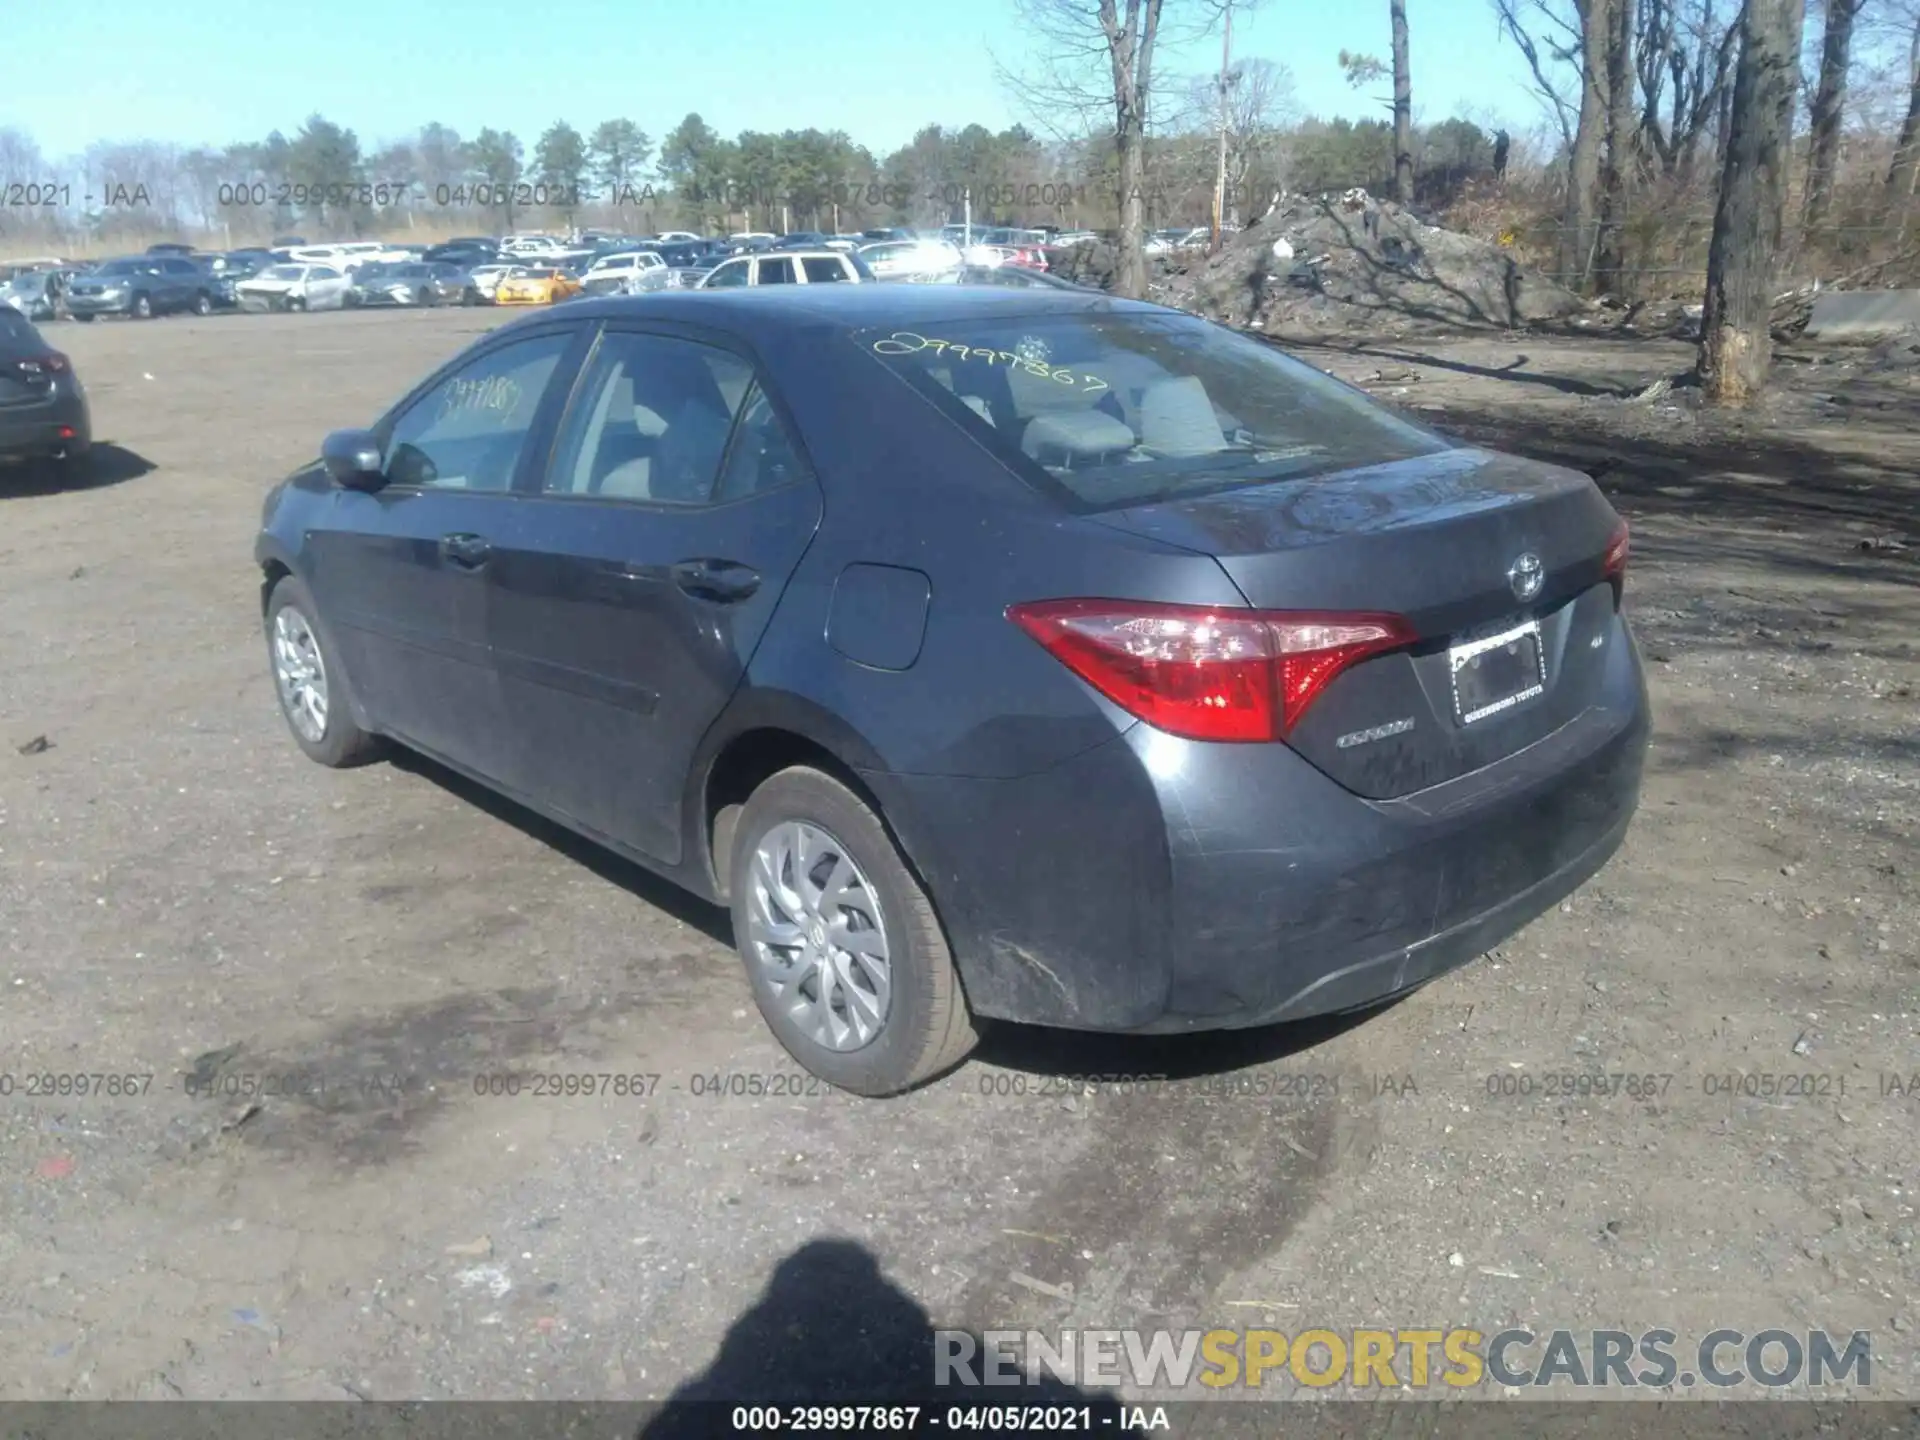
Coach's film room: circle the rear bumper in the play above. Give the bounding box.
[878,616,1649,1033]
[0,393,91,459]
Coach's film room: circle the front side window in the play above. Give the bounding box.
[704,260,749,289]
[802,256,849,283]
[543,331,753,505]
[857,313,1448,513]
[382,332,572,492]
[756,257,796,285]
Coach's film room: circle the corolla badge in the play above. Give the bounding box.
[1507,552,1544,602]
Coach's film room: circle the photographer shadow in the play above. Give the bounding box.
[640,1238,1142,1438]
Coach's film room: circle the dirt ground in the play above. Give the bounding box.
[0,307,1915,1409]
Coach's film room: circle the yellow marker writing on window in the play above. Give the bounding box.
[871,332,1108,393]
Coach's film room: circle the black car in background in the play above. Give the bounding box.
[424,241,499,268]
[254,285,1647,1097]
[67,256,216,320]
[0,307,91,482]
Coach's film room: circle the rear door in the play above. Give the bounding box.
[300,325,587,779]
[483,322,823,862]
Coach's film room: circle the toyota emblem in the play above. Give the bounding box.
[1508,552,1544,602]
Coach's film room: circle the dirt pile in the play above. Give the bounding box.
[1055,192,1589,334]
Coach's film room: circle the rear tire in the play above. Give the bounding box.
[264,574,383,768]
[74,313,94,323]
[728,767,978,1096]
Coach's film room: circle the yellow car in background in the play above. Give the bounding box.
[493,267,582,306]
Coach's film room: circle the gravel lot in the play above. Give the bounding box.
[1,307,1914,1408]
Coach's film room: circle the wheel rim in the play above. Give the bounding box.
[271,606,329,743]
[746,821,893,1052]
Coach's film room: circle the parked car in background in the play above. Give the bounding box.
[462,263,520,304]
[698,250,871,288]
[729,232,777,245]
[189,256,243,310]
[770,232,830,251]
[67,256,216,320]
[0,307,90,483]
[144,242,197,257]
[654,230,702,244]
[857,239,963,281]
[493,267,583,306]
[860,227,917,243]
[235,263,351,312]
[424,240,500,268]
[0,271,61,321]
[580,252,669,297]
[347,261,470,307]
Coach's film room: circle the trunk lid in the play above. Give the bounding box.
[1089,447,1625,799]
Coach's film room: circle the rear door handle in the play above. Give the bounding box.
[439,532,492,570]
[671,558,761,603]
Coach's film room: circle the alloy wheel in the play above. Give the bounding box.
[271,607,329,743]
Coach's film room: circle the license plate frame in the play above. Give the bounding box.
[1449,619,1547,725]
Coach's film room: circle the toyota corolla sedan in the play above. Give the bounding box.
[254,286,1648,1096]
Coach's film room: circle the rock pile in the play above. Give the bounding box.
[1052,191,1589,334]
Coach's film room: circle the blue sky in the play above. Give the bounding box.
[7,0,1544,161]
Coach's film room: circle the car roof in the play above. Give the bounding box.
[499,282,1153,340]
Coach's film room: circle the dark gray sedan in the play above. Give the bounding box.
[0,308,90,481]
[346,261,470,307]
[253,286,1648,1096]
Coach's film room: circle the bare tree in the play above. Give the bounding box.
[1002,0,1214,296]
[1595,0,1638,291]
[1390,0,1415,201]
[1804,0,1867,230]
[1886,6,1920,223]
[1698,0,1807,403]
[1561,0,1614,285]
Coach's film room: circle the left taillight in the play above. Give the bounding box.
[1602,518,1629,600]
[1007,598,1418,743]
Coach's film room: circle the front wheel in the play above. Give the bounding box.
[287,295,307,312]
[192,291,212,316]
[728,767,978,1096]
[264,575,383,768]
[131,294,153,319]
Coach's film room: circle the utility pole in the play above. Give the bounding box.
[1211,0,1233,254]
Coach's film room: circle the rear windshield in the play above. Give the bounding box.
[857,312,1448,512]
[0,309,41,345]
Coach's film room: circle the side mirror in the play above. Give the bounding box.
[321,428,386,490]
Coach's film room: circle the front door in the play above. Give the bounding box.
[302,327,582,779]
[484,324,823,861]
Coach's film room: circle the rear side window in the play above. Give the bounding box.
[757,257,795,285]
[856,313,1448,513]
[543,331,754,505]
[802,256,849,283]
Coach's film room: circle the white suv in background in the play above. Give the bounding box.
[697,250,868,288]
[580,251,669,296]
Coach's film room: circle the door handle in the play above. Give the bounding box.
[671,558,761,603]
[439,532,492,570]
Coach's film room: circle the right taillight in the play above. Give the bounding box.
[1007,598,1417,743]
[1602,519,1630,602]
